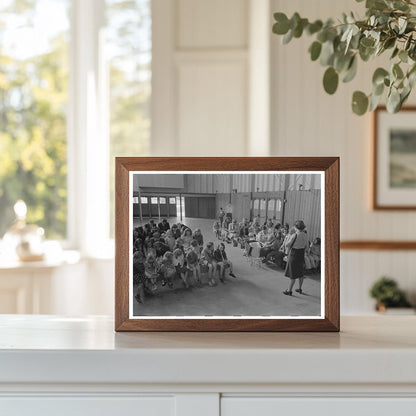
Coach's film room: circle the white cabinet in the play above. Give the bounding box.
[1,316,416,416]
[222,398,416,416]
[1,397,175,416]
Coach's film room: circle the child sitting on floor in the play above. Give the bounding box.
[173,248,188,288]
[186,240,201,286]
[201,242,218,287]
[144,253,159,293]
[133,251,146,303]
[160,251,176,289]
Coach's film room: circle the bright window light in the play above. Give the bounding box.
[106,0,152,238]
[0,0,70,239]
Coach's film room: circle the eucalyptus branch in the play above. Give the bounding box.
[272,0,416,115]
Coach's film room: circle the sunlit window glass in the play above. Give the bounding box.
[0,0,70,238]
[106,0,151,237]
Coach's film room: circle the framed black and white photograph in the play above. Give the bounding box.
[115,157,339,332]
[373,106,416,210]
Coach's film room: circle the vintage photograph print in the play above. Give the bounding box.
[374,107,416,209]
[115,158,339,331]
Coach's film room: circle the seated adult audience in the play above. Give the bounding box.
[214,242,237,282]
[257,225,269,244]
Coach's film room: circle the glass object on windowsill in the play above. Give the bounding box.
[3,200,45,262]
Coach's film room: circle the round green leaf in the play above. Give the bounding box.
[320,41,335,66]
[307,20,323,35]
[372,68,389,86]
[273,13,290,35]
[391,47,399,59]
[334,52,352,73]
[342,56,357,83]
[384,37,396,50]
[373,82,385,96]
[359,44,375,62]
[387,88,401,113]
[369,92,383,112]
[282,29,293,45]
[323,67,339,95]
[352,91,369,115]
[309,41,322,61]
[393,63,404,79]
[399,50,408,63]
[360,37,375,48]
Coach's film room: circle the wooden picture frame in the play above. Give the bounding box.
[115,157,339,332]
[373,106,416,210]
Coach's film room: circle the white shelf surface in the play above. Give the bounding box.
[0,315,415,388]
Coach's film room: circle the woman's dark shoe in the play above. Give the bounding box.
[229,272,237,278]
[283,290,292,296]
[295,288,303,294]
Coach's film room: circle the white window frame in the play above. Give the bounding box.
[68,0,110,257]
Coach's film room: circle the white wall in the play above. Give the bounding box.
[271,0,416,313]
[152,0,250,156]
[48,0,415,317]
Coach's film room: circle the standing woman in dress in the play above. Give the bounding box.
[283,220,309,296]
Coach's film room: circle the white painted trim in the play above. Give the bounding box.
[70,0,109,256]
[151,0,177,156]
[248,0,271,156]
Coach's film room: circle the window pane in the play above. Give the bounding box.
[169,197,176,204]
[106,0,152,237]
[140,196,148,204]
[132,196,138,203]
[0,0,70,239]
[151,197,157,204]
[159,197,166,204]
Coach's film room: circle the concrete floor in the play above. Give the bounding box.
[132,217,321,317]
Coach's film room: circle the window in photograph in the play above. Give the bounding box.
[267,199,275,219]
[259,198,266,221]
[169,197,176,204]
[276,198,282,211]
[159,197,166,204]
[106,0,151,237]
[150,197,158,204]
[140,196,148,204]
[0,0,70,239]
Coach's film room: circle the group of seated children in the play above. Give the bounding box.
[213,216,321,272]
[132,219,237,304]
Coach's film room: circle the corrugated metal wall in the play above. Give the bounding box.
[184,173,321,193]
[284,190,321,241]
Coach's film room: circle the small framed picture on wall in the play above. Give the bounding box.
[373,106,416,209]
[115,157,339,332]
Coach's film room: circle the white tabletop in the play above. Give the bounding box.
[0,315,415,387]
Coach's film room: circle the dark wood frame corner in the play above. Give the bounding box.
[115,157,340,332]
[373,105,416,211]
